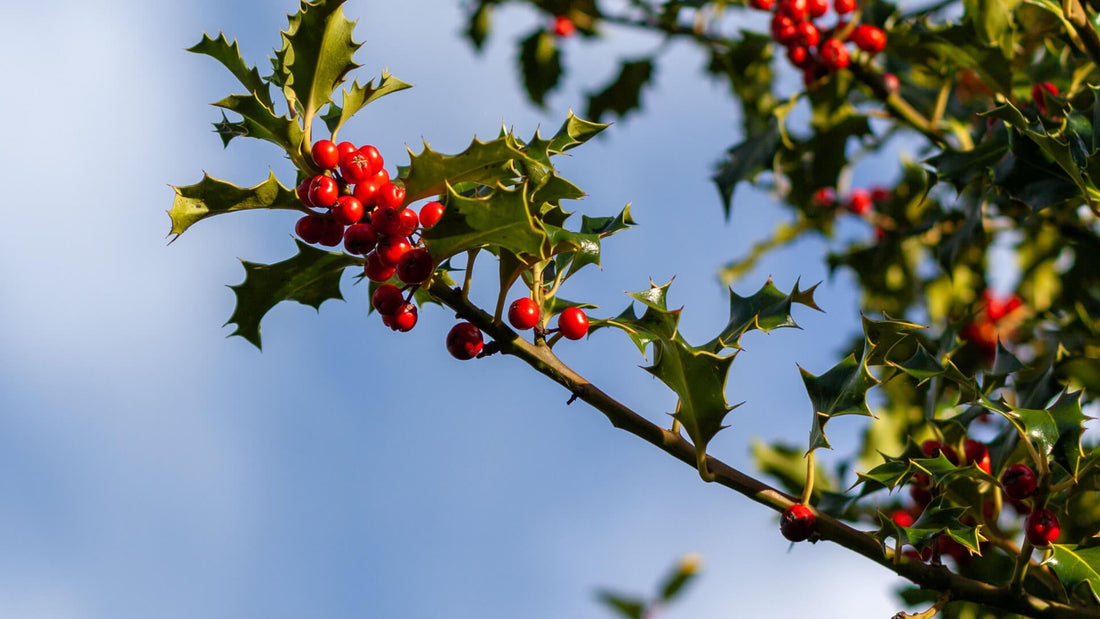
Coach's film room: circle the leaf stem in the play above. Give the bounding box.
[801,450,815,505]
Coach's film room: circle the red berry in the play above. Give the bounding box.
[787,45,813,69]
[295,215,324,244]
[818,38,850,71]
[883,73,900,93]
[343,222,378,255]
[780,504,816,542]
[553,15,576,37]
[358,145,384,175]
[419,201,445,229]
[891,509,914,528]
[388,302,418,332]
[375,236,412,267]
[364,251,396,282]
[847,188,873,214]
[778,0,809,20]
[311,139,340,170]
[1025,509,1060,547]
[508,297,541,330]
[869,185,892,203]
[339,151,374,184]
[397,208,420,236]
[795,21,820,47]
[963,439,992,474]
[297,178,316,208]
[985,290,1023,321]
[851,24,886,54]
[376,182,407,210]
[317,218,345,247]
[396,247,434,285]
[446,322,484,360]
[808,0,829,16]
[353,179,381,208]
[558,307,589,340]
[834,0,856,13]
[332,195,364,226]
[1031,82,1058,115]
[308,175,339,208]
[371,207,404,237]
[1001,464,1037,500]
[372,284,404,315]
[750,0,775,9]
[336,141,357,160]
[371,168,391,187]
[771,14,799,46]
[921,440,959,464]
[812,187,836,208]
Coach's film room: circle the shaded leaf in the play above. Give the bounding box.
[585,58,654,122]
[403,134,543,203]
[657,554,702,602]
[712,121,781,218]
[803,354,879,451]
[421,184,548,262]
[518,28,562,107]
[595,592,645,619]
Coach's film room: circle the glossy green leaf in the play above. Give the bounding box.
[187,32,271,106]
[421,184,548,262]
[213,93,305,158]
[803,354,879,452]
[275,0,362,122]
[321,71,413,137]
[904,498,984,554]
[706,278,820,350]
[1047,541,1100,604]
[403,134,543,203]
[547,111,609,154]
[168,172,300,239]
[226,240,359,349]
[863,316,927,366]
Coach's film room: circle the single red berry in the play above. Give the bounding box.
[883,73,900,93]
[847,188,873,214]
[920,440,959,464]
[371,168,391,187]
[339,151,374,184]
[376,182,407,210]
[818,38,850,71]
[808,0,829,16]
[419,201,445,229]
[372,284,404,315]
[553,15,576,37]
[891,509,915,528]
[397,208,420,236]
[869,185,892,203]
[963,439,992,474]
[375,236,412,267]
[332,195,364,226]
[985,290,1023,321]
[812,187,836,208]
[508,297,541,330]
[388,302,418,332]
[1031,82,1058,115]
[295,215,324,244]
[834,0,856,13]
[558,307,589,340]
[780,504,816,542]
[851,24,886,54]
[787,45,813,69]
[297,178,316,208]
[371,207,404,237]
[778,0,809,20]
[358,145,384,176]
[308,174,339,208]
[343,222,378,255]
[795,21,820,47]
[311,139,340,170]
[396,247,434,285]
[750,0,775,9]
[1001,464,1037,500]
[1025,509,1060,547]
[446,322,484,360]
[336,141,357,161]
[364,251,396,282]
[318,220,345,248]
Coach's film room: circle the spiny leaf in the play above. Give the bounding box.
[902,498,984,554]
[712,121,781,218]
[403,134,543,203]
[1049,390,1089,478]
[226,239,359,349]
[580,204,636,237]
[518,28,562,107]
[421,183,548,262]
[213,93,305,160]
[544,224,601,276]
[547,111,609,153]
[803,354,878,452]
[168,172,300,239]
[276,0,362,122]
[863,315,927,366]
[707,278,820,351]
[321,71,413,137]
[585,58,654,122]
[188,32,272,107]
[1047,541,1100,604]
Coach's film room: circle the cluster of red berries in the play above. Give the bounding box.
[812,185,890,215]
[960,289,1024,359]
[293,139,447,333]
[1000,463,1060,547]
[750,0,887,83]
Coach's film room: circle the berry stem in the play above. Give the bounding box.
[800,450,816,505]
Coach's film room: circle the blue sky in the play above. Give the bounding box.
[0,0,915,617]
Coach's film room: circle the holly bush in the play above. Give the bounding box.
[172,0,1100,616]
